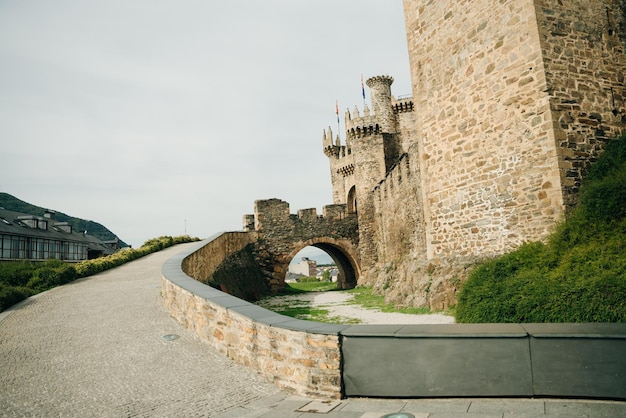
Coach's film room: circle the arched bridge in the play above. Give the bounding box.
[181,199,360,300]
[244,199,360,292]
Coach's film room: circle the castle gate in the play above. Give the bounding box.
[243,199,360,291]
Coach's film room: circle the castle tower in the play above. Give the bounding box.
[322,126,352,205]
[324,75,412,272]
[366,75,396,134]
[403,0,626,260]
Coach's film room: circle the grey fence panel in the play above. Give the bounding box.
[342,324,533,397]
[524,323,626,400]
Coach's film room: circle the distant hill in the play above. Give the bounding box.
[0,193,128,247]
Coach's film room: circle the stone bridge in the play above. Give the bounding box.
[182,199,360,300]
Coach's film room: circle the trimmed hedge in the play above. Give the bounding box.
[456,136,626,323]
[0,235,199,312]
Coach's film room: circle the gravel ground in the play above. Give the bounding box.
[256,290,455,325]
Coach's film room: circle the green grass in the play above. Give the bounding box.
[255,291,361,324]
[456,136,626,323]
[257,281,355,323]
[257,283,441,324]
[270,305,331,322]
[347,286,432,315]
[266,305,360,324]
[285,281,338,293]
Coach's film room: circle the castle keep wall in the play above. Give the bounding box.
[402,0,625,262]
[355,0,624,309]
[404,0,564,260]
[536,0,626,207]
[372,145,426,263]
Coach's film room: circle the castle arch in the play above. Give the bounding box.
[347,186,357,214]
[283,238,359,290]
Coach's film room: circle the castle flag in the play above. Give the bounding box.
[361,74,366,100]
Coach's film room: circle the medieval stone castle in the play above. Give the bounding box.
[241,0,626,309]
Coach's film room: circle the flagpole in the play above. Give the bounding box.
[336,99,340,141]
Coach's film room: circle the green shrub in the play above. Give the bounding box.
[74,235,199,279]
[0,283,34,312]
[298,276,320,283]
[579,162,626,223]
[456,136,626,323]
[0,235,200,312]
[0,261,37,287]
[26,260,77,292]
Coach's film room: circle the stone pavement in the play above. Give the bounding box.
[1,243,625,417]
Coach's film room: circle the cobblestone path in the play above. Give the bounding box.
[0,244,280,417]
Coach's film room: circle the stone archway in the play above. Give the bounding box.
[282,238,360,290]
[245,199,360,294]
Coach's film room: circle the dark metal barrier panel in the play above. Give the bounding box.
[342,324,533,398]
[341,323,626,399]
[524,323,626,400]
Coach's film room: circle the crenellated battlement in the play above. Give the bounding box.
[323,124,355,183]
[345,105,382,141]
[345,96,414,130]
[344,78,413,142]
[242,198,356,233]
[324,74,414,224]
[373,152,412,202]
[345,104,377,133]
[322,126,351,159]
[393,97,414,114]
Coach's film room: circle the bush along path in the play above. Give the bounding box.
[0,235,199,312]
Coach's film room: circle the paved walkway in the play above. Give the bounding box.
[1,243,625,417]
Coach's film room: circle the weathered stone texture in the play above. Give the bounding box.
[162,278,342,398]
[535,0,626,207]
[182,231,257,281]
[246,199,360,289]
[330,0,625,308]
[405,0,566,261]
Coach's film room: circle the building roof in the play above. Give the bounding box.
[0,207,116,255]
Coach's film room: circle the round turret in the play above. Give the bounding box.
[366,75,396,133]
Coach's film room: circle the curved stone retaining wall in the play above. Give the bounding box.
[162,237,346,399]
[162,237,626,400]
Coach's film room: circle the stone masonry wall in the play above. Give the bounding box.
[394,97,418,153]
[366,0,626,309]
[162,278,342,399]
[323,127,354,206]
[350,132,387,272]
[363,143,479,310]
[372,146,426,263]
[536,0,626,208]
[404,0,566,260]
[247,199,360,289]
[181,231,257,282]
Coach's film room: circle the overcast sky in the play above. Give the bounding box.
[0,0,412,249]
